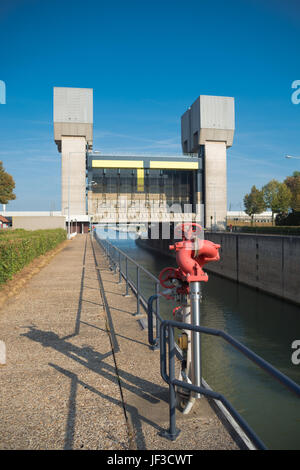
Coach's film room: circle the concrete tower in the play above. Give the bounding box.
[53,87,93,218]
[181,95,235,230]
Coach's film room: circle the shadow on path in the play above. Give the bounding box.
[21,326,168,450]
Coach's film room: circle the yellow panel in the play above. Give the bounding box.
[149,161,199,170]
[92,160,144,169]
[137,168,144,192]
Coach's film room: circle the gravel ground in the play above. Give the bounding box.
[0,235,129,450]
[0,234,240,450]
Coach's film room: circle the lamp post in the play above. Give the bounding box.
[208,183,216,231]
[66,152,80,239]
[86,180,97,220]
[66,150,88,239]
[68,154,70,239]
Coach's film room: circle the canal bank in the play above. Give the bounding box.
[137,226,300,306]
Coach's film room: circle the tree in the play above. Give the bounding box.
[0,161,16,204]
[284,172,300,212]
[243,185,266,225]
[262,179,292,224]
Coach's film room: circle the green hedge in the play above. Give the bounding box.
[236,226,300,236]
[0,229,67,284]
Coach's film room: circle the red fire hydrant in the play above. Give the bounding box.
[158,222,221,409]
[159,223,220,293]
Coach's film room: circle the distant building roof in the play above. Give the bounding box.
[227,211,274,218]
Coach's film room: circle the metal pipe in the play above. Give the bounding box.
[180,371,195,415]
[190,281,201,398]
[67,153,70,240]
[113,246,117,274]
[167,324,180,440]
[147,294,159,349]
[155,282,160,346]
[124,257,130,297]
[118,251,122,284]
[179,301,196,414]
[136,266,140,316]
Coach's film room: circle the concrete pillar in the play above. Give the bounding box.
[53,87,93,220]
[204,141,227,230]
[181,95,234,230]
[61,136,87,217]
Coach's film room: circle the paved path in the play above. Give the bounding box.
[0,234,240,450]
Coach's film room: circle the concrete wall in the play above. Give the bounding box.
[61,136,87,217]
[181,95,235,152]
[204,232,300,305]
[139,228,300,305]
[13,216,66,230]
[53,87,93,151]
[180,96,235,230]
[204,141,227,230]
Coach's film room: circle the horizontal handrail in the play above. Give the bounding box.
[94,231,161,319]
[159,318,300,449]
[160,319,300,398]
[147,294,165,349]
[95,232,158,283]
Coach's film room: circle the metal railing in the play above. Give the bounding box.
[94,231,162,343]
[94,231,300,450]
[156,316,300,449]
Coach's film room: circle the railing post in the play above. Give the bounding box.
[108,244,112,270]
[113,246,117,274]
[159,324,180,441]
[135,266,141,316]
[155,282,160,347]
[147,294,160,350]
[124,257,130,297]
[118,251,122,284]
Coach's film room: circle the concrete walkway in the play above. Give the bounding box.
[0,234,240,450]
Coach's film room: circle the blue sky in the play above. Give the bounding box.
[0,0,299,211]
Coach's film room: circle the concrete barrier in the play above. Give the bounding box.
[138,228,300,306]
[203,232,300,305]
[12,216,66,230]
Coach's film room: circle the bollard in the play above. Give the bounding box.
[0,340,6,366]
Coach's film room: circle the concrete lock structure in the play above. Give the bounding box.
[53,88,234,230]
[181,96,235,230]
[53,87,93,234]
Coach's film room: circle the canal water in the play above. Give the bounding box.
[96,228,300,450]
